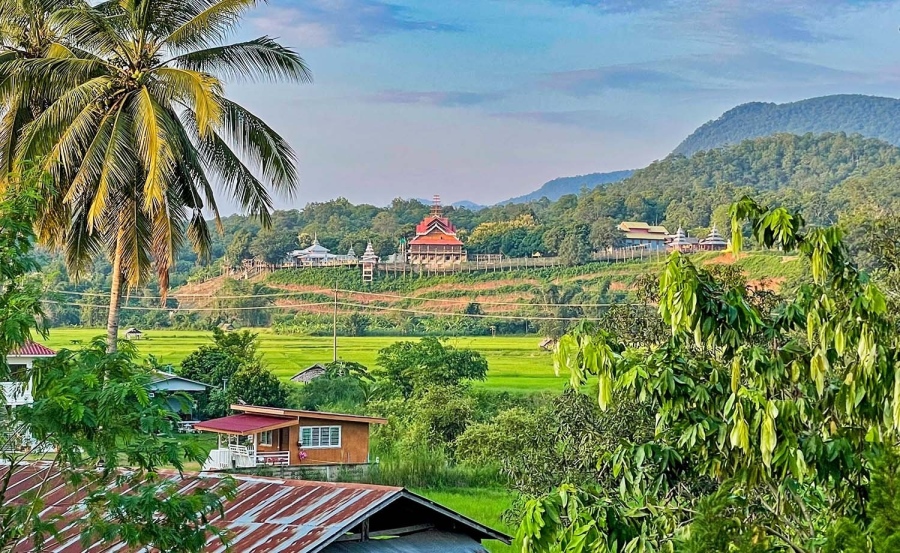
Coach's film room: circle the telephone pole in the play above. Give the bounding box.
[332,280,338,362]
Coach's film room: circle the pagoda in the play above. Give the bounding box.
[666,227,699,252]
[407,195,466,266]
[699,224,728,251]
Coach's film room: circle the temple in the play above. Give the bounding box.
[406,195,467,266]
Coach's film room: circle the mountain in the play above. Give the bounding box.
[413,198,486,210]
[499,170,635,204]
[674,94,900,157]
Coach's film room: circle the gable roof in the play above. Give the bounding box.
[148,371,211,391]
[290,363,328,383]
[8,342,56,358]
[194,413,299,435]
[3,464,510,552]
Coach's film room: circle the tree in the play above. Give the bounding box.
[558,224,592,267]
[519,196,900,551]
[5,0,310,352]
[0,171,233,552]
[249,228,297,264]
[224,229,252,266]
[375,337,488,398]
[229,362,288,408]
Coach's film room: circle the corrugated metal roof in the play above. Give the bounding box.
[2,464,509,552]
[194,414,297,435]
[8,342,56,357]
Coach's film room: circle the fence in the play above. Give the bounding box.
[226,462,374,482]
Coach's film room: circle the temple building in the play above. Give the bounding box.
[699,224,728,251]
[667,227,699,252]
[285,235,357,267]
[407,196,467,266]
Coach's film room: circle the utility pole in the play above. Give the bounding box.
[332,280,338,362]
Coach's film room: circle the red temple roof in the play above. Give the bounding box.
[409,234,464,246]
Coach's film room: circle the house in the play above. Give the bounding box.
[406,196,467,266]
[667,227,699,252]
[699,224,728,251]
[196,405,387,470]
[3,342,56,407]
[4,463,511,552]
[290,363,328,383]
[618,221,670,251]
[124,327,143,340]
[147,371,210,420]
[539,337,557,351]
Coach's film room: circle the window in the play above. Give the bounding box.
[300,426,341,448]
[258,430,273,446]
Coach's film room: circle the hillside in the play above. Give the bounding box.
[674,94,900,157]
[498,170,634,204]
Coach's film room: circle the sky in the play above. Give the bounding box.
[224,0,900,209]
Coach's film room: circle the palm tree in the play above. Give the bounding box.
[0,0,74,179]
[8,0,310,351]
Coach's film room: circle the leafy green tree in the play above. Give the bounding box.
[249,228,297,264]
[224,229,252,266]
[0,172,233,551]
[375,337,488,398]
[228,362,288,408]
[520,196,900,551]
[6,0,309,352]
[558,224,592,267]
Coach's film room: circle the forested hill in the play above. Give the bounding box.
[499,169,634,204]
[579,132,900,232]
[674,95,900,157]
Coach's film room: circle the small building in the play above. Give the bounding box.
[667,227,699,252]
[124,327,143,340]
[147,371,210,420]
[196,405,387,470]
[290,363,328,383]
[218,322,234,332]
[407,196,467,267]
[618,221,670,251]
[4,463,511,552]
[3,342,56,407]
[699,224,728,251]
[539,337,557,351]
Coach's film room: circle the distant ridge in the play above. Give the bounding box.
[498,170,635,205]
[675,94,900,157]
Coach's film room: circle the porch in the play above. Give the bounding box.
[194,412,300,471]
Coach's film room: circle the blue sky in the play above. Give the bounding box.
[226,0,900,208]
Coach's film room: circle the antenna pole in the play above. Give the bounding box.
[332,279,338,362]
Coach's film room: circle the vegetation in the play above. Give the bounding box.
[675,94,900,156]
[517,197,900,551]
[0,170,233,552]
[0,0,309,351]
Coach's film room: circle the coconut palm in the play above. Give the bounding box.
[0,0,74,179]
[9,0,310,350]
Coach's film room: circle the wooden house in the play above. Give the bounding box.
[290,363,328,383]
[196,405,387,470]
[617,221,670,251]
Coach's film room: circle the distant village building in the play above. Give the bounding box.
[667,227,699,252]
[290,364,328,383]
[699,224,728,251]
[124,327,144,340]
[406,196,467,266]
[361,241,379,283]
[285,235,358,267]
[618,222,670,251]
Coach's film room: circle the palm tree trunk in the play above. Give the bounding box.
[106,233,125,353]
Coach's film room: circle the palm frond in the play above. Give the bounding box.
[130,86,179,211]
[165,0,260,52]
[219,96,299,195]
[51,5,129,62]
[169,36,312,84]
[182,107,273,226]
[65,201,105,279]
[6,57,107,100]
[88,102,139,232]
[152,67,223,137]
[114,194,153,289]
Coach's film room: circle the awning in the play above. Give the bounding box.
[194,414,297,435]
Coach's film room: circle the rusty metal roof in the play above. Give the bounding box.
[3,464,509,552]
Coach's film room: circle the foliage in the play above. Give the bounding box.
[674,95,900,156]
[375,337,488,398]
[3,338,236,551]
[521,196,900,551]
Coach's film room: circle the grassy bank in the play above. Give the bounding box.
[38,329,564,393]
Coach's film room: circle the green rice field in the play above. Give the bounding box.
[38,329,566,393]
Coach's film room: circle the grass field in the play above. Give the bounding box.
[414,488,516,552]
[38,329,566,393]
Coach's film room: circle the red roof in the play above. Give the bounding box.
[194,414,296,435]
[409,234,464,246]
[2,463,510,552]
[414,215,457,235]
[9,342,56,357]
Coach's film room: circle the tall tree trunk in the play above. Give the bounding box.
[106,233,125,353]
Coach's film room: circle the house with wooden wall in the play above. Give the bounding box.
[196,405,386,470]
